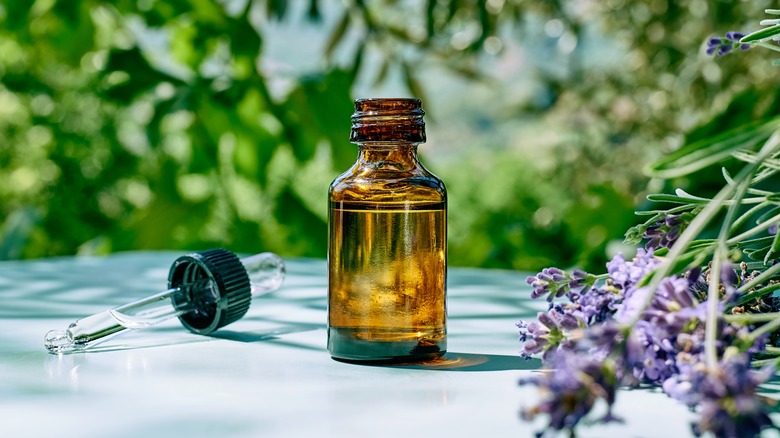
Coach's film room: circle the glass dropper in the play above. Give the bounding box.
[44,249,285,354]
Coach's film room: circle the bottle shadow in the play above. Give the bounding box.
[373,352,541,372]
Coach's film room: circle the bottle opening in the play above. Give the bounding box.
[350,98,426,143]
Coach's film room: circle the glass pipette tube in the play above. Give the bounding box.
[44,251,285,354]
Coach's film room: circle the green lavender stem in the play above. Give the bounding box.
[724,312,780,323]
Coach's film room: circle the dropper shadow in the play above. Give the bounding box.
[371,352,541,372]
[49,335,210,354]
[207,323,323,343]
[46,323,324,355]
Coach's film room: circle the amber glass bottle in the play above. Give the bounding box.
[328,98,447,362]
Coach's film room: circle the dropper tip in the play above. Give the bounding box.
[44,330,74,354]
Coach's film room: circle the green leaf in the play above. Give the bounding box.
[645,193,709,204]
[146,93,184,149]
[230,8,263,62]
[740,24,780,43]
[266,0,288,21]
[140,0,192,26]
[324,11,350,60]
[426,0,436,39]
[736,236,774,248]
[731,150,780,169]
[282,69,354,167]
[0,207,41,260]
[307,0,321,22]
[274,188,327,255]
[401,61,429,109]
[48,1,97,66]
[373,57,391,86]
[5,0,34,32]
[746,246,771,262]
[102,46,184,101]
[646,117,780,179]
[194,85,278,185]
[349,41,365,83]
[763,227,780,263]
[767,193,780,203]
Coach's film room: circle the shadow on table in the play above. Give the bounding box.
[209,323,323,344]
[42,322,325,355]
[378,352,540,372]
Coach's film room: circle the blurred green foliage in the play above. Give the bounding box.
[0,0,776,272]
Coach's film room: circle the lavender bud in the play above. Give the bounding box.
[538,312,558,330]
[559,314,580,330]
[725,31,744,41]
[720,262,738,288]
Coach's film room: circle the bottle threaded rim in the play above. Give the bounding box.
[350,98,426,143]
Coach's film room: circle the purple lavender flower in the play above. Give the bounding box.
[520,252,658,362]
[568,285,622,324]
[626,320,680,382]
[705,32,751,56]
[526,267,571,302]
[568,269,594,294]
[518,250,776,436]
[664,350,776,438]
[618,275,707,381]
[517,307,581,360]
[527,267,599,303]
[644,214,688,250]
[607,249,659,291]
[519,325,624,435]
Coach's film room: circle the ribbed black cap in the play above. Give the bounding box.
[168,248,252,335]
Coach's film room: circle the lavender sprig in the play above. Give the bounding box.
[519,323,624,435]
[519,254,776,436]
[663,349,776,437]
[526,268,599,301]
[705,32,751,56]
[517,12,780,436]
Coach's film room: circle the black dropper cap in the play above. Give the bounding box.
[167,248,252,335]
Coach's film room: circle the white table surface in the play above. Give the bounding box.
[0,251,760,437]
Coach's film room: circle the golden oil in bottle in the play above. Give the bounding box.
[327,98,447,362]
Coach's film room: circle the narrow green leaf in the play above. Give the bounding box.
[645,193,709,204]
[740,24,780,43]
[767,9,780,15]
[735,236,774,248]
[764,228,780,263]
[373,56,390,87]
[721,167,735,185]
[267,0,288,21]
[757,205,780,223]
[401,61,428,110]
[307,0,321,22]
[324,11,350,60]
[349,41,365,83]
[426,0,436,39]
[767,193,780,203]
[647,117,779,179]
[731,150,780,169]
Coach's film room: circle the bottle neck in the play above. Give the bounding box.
[355,142,421,172]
